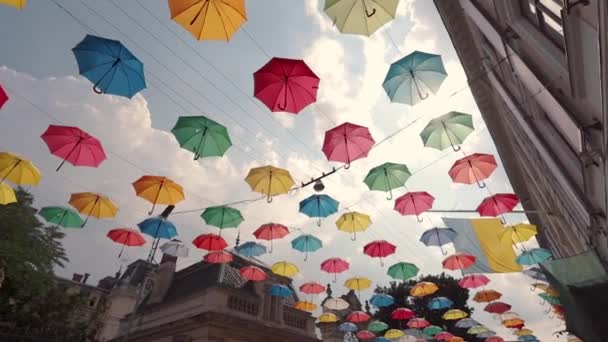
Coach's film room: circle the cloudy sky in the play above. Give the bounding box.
[0,1,564,340]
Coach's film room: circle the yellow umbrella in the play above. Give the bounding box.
[336,211,372,240]
[69,192,118,227]
[410,281,439,297]
[442,309,468,320]
[294,300,317,312]
[318,313,339,323]
[344,277,372,291]
[132,175,185,214]
[0,183,17,205]
[271,261,299,278]
[0,0,27,10]
[514,329,534,336]
[168,0,247,41]
[0,152,41,185]
[245,165,294,202]
[384,329,404,339]
[500,223,537,244]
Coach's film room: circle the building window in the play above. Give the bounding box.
[88,297,97,307]
[520,0,565,49]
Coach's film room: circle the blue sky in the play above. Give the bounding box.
[0,1,564,340]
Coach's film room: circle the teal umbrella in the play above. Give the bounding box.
[387,261,419,281]
[420,112,474,152]
[171,115,232,160]
[299,194,339,226]
[422,325,442,336]
[291,234,323,261]
[201,206,243,234]
[516,248,552,265]
[38,206,84,228]
[367,320,389,333]
[538,292,561,305]
[382,51,447,105]
[363,162,411,200]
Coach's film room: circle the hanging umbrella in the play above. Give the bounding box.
[501,223,538,245]
[271,261,299,278]
[514,329,534,337]
[235,241,267,257]
[370,294,394,307]
[532,283,559,296]
[41,125,107,171]
[567,334,583,342]
[201,206,243,234]
[323,0,400,36]
[321,257,350,282]
[363,240,396,266]
[516,248,552,265]
[0,152,41,185]
[72,34,145,98]
[69,192,118,227]
[435,332,455,341]
[486,337,505,342]
[383,51,447,105]
[502,318,525,329]
[253,223,289,253]
[518,336,538,342]
[347,311,371,323]
[391,307,415,320]
[404,329,430,339]
[294,300,317,312]
[427,297,453,310]
[299,194,339,226]
[407,318,430,329]
[419,111,474,151]
[322,122,375,168]
[419,227,457,255]
[394,191,434,222]
[239,265,266,282]
[473,290,502,303]
[467,325,490,335]
[338,322,358,332]
[336,211,372,241]
[538,293,561,305]
[160,239,189,258]
[387,261,419,281]
[485,302,512,314]
[478,331,497,338]
[171,115,232,160]
[0,84,7,108]
[138,216,178,239]
[300,282,326,295]
[324,297,350,310]
[367,321,389,333]
[132,175,185,215]
[476,193,520,218]
[448,153,497,188]
[0,183,16,205]
[107,228,145,257]
[458,274,490,289]
[38,206,84,228]
[356,330,376,340]
[245,165,294,202]
[345,277,372,298]
[374,337,391,342]
[449,337,465,342]
[168,0,246,41]
[384,329,404,339]
[410,281,439,297]
[500,312,521,321]
[364,162,411,200]
[442,309,468,320]
[0,0,26,9]
[442,253,476,271]
[423,326,443,337]
[523,267,547,281]
[192,233,227,251]
[269,284,293,297]
[203,250,233,264]
[318,313,339,323]
[254,57,320,114]
[454,318,478,328]
[291,234,323,261]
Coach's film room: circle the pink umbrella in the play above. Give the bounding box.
[485,337,504,342]
[240,266,266,282]
[407,317,430,329]
[458,274,490,289]
[0,84,8,110]
[476,193,519,220]
[435,332,454,341]
[204,251,233,264]
[394,191,435,222]
[321,257,350,283]
[41,124,107,171]
[299,282,326,295]
[363,240,396,266]
[322,122,375,168]
[442,253,476,272]
[356,330,375,340]
[253,57,320,114]
[448,153,497,188]
[253,223,289,253]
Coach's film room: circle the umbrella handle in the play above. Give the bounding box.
[452,144,461,152]
[267,196,273,203]
[441,245,448,256]
[93,85,103,94]
[417,215,424,223]
[380,258,384,267]
[194,153,200,161]
[351,234,357,241]
[500,216,506,225]
[386,191,393,201]
[344,162,351,170]
[366,8,376,17]
[317,218,322,227]
[476,179,487,188]
[278,102,287,111]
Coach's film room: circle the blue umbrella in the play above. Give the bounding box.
[382,51,447,106]
[374,338,391,342]
[235,241,267,257]
[419,227,457,255]
[138,217,177,239]
[516,248,552,266]
[72,34,146,98]
[454,318,478,328]
[269,284,293,297]
[291,234,323,261]
[518,336,539,341]
[477,331,496,338]
[370,294,394,308]
[338,322,358,332]
[299,194,339,226]
[427,296,454,310]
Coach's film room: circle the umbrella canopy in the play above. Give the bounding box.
[324,298,350,310]
[356,330,376,340]
[294,301,317,312]
[269,284,293,297]
[442,309,468,320]
[38,206,84,228]
[318,313,339,323]
[514,329,534,337]
[171,115,232,160]
[374,337,390,342]
[107,228,145,247]
[567,334,583,342]
[253,223,289,253]
[467,325,490,335]
[459,274,490,289]
[291,234,323,261]
[538,293,561,305]
[323,0,400,36]
[299,194,339,226]
[394,191,435,222]
[404,329,429,339]
[364,162,411,200]
[192,233,227,251]
[0,84,7,108]
[72,34,145,98]
[485,302,512,314]
[502,318,525,329]
[383,51,447,105]
[69,192,118,227]
[160,240,189,258]
[345,277,372,297]
[245,165,294,202]
[407,318,430,329]
[473,290,502,303]
[347,311,371,323]
[476,193,520,217]
[419,227,457,255]
[523,267,547,281]
[239,265,266,282]
[384,329,404,339]
[370,294,394,307]
[41,125,106,171]
[364,240,396,266]
[203,251,233,264]
[427,297,454,310]
[0,183,16,205]
[501,223,538,245]
[500,312,522,321]
[516,248,552,265]
[322,122,375,167]
[518,336,538,342]
[235,241,267,257]
[336,211,372,240]
[442,253,476,271]
[486,337,504,342]
[271,261,300,278]
[420,111,474,151]
[478,331,497,338]
[138,217,178,239]
[449,337,465,342]
[391,307,415,321]
[0,0,26,9]
[368,321,389,333]
[338,322,358,332]
[410,281,439,297]
[423,326,443,336]
[448,153,497,188]
[0,152,41,185]
[435,332,454,341]
[387,262,419,281]
[321,257,350,282]
[168,0,247,41]
[132,176,185,215]
[201,206,243,231]
[254,57,320,114]
[299,282,326,295]
[454,318,478,328]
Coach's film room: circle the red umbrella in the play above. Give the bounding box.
[299,282,326,294]
[458,274,490,289]
[40,124,107,171]
[106,227,145,257]
[347,311,370,323]
[484,301,512,314]
[253,223,289,253]
[476,193,519,219]
[204,251,233,264]
[485,337,504,342]
[442,253,476,271]
[192,233,228,251]
[321,257,350,282]
[240,266,266,282]
[448,153,497,188]
[356,330,375,340]
[363,240,396,266]
[322,122,375,168]
[0,84,8,110]
[435,332,455,341]
[394,191,435,222]
[253,57,319,114]
[407,317,430,329]
[391,307,415,320]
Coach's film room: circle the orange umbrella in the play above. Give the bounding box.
[69,192,118,227]
[473,289,502,303]
[132,175,185,214]
[448,153,497,188]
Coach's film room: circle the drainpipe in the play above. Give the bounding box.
[597,0,608,267]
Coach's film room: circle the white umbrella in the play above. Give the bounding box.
[160,239,189,258]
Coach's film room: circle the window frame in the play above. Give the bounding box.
[519,0,565,50]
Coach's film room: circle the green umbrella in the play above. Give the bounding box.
[324,0,400,36]
[201,206,244,233]
[387,261,419,281]
[368,320,389,333]
[538,293,561,305]
[38,206,85,228]
[422,325,442,336]
[420,111,474,152]
[363,162,411,200]
[171,115,232,160]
